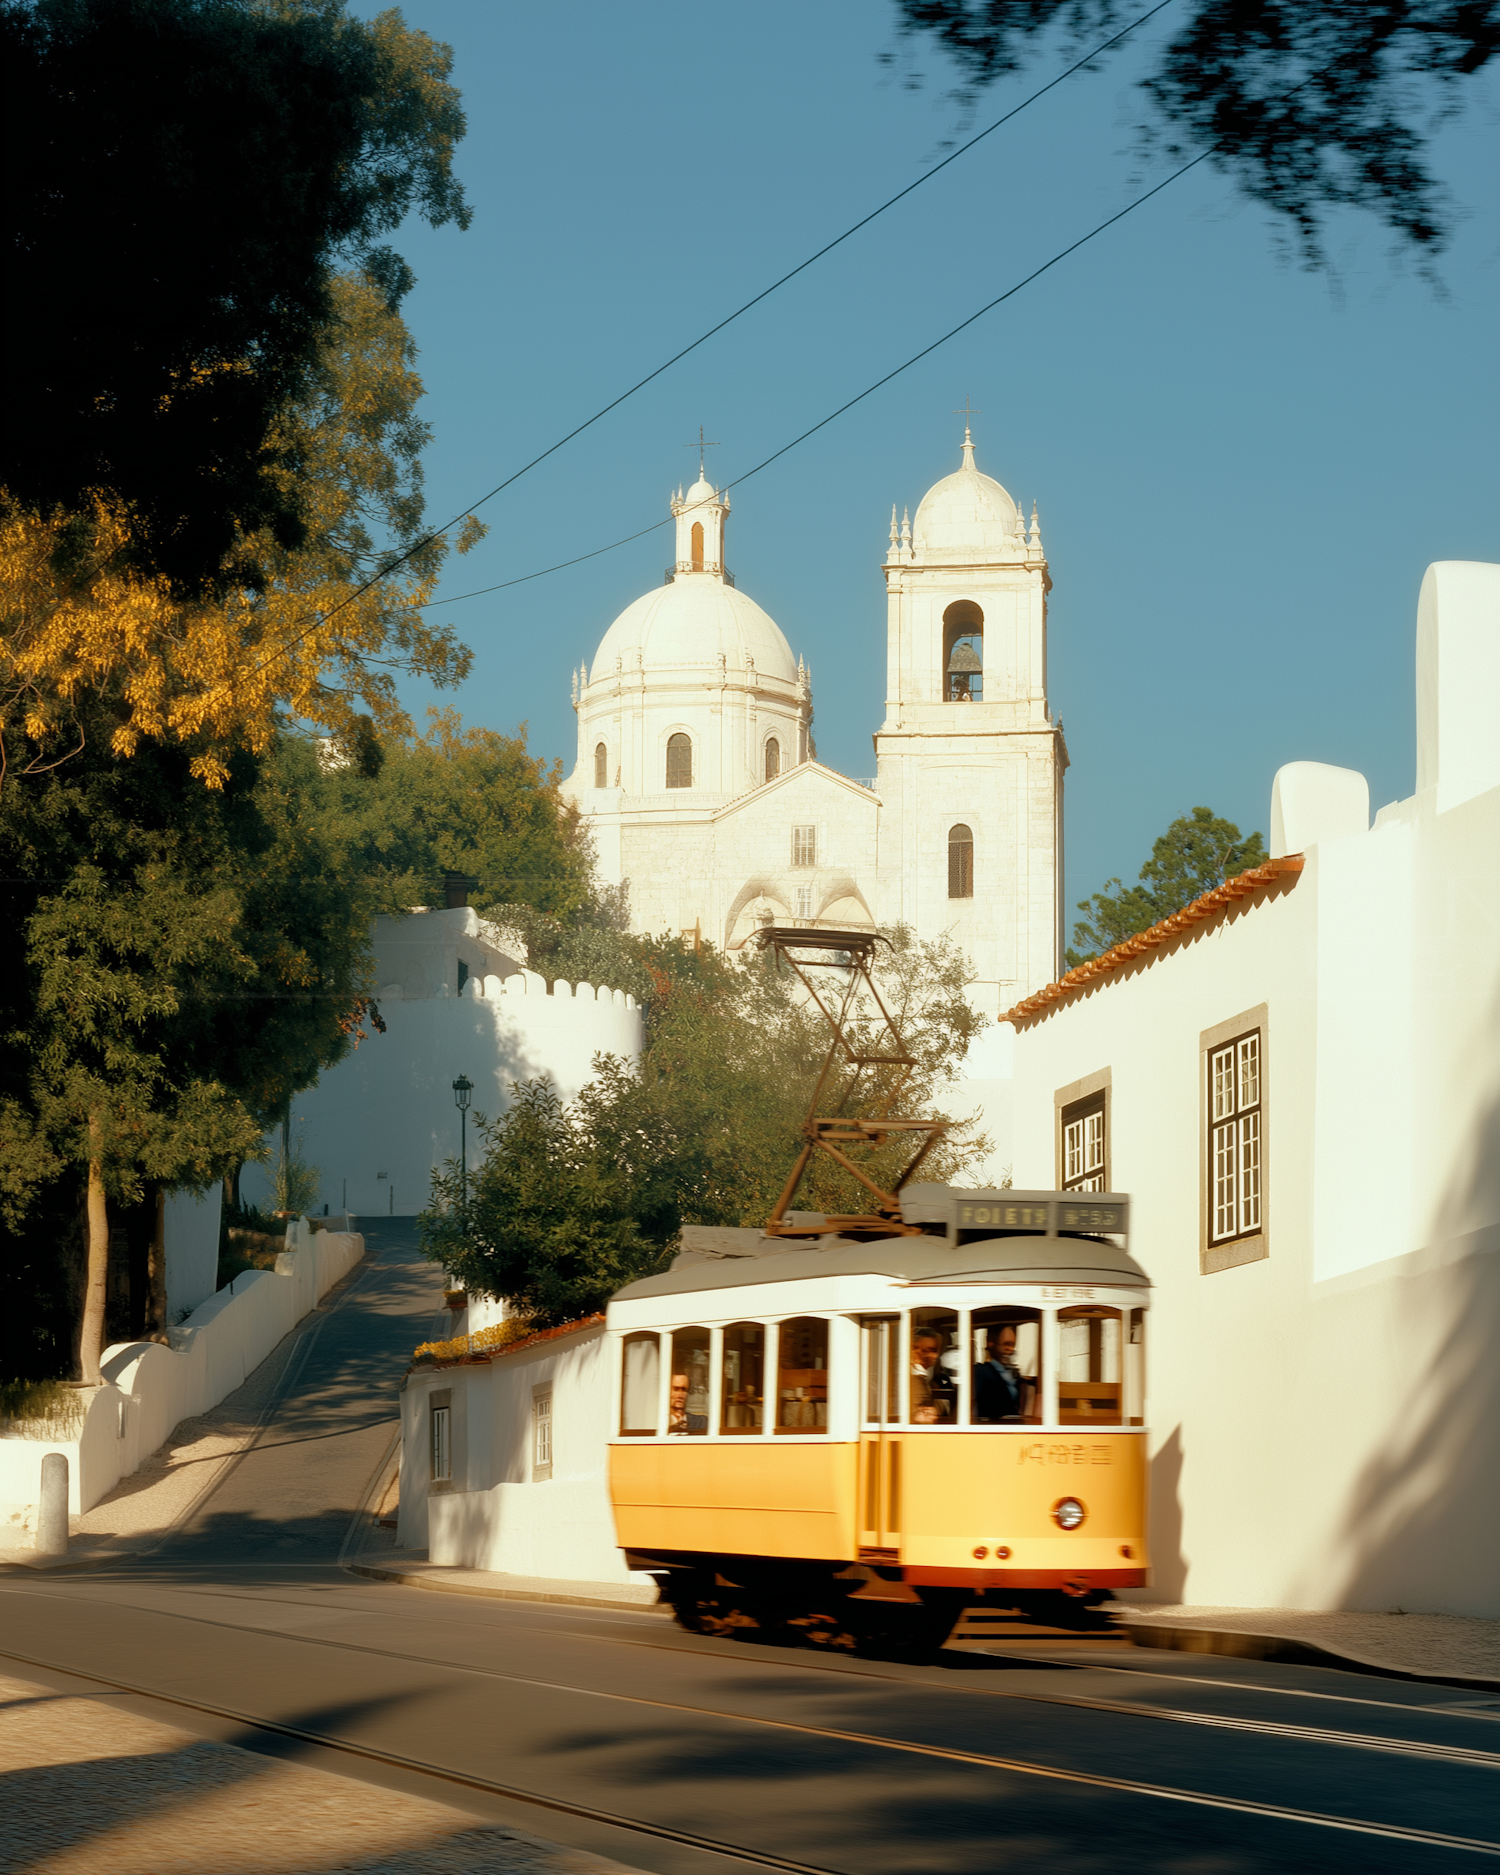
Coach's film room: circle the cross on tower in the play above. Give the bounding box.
[684,425,720,477]
[952,395,982,441]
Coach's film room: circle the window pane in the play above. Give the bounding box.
[1125,1309,1147,1426]
[861,1317,899,1424]
[1212,1119,1238,1240]
[1240,1111,1261,1231]
[792,825,816,867]
[665,734,692,788]
[720,1323,766,1433]
[1063,1117,1082,1182]
[431,1405,451,1481]
[776,1316,829,1432]
[970,1307,1041,1424]
[593,742,607,788]
[947,824,974,899]
[1058,1305,1123,1425]
[1084,1110,1104,1174]
[533,1394,552,1469]
[765,739,780,783]
[1238,1033,1260,1111]
[669,1328,710,1434]
[1212,1044,1235,1121]
[620,1332,660,1435]
[908,1307,959,1424]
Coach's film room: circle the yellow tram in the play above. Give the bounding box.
[606,1185,1150,1652]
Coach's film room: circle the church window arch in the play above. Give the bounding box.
[948,823,974,899]
[764,737,780,783]
[666,733,693,789]
[943,600,984,702]
[594,741,608,788]
[691,522,704,571]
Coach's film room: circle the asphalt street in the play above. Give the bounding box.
[2,1222,1496,1874]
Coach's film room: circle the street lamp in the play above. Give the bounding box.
[452,1074,473,1221]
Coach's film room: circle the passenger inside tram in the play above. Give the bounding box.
[668,1371,708,1435]
[972,1321,1035,1422]
[909,1322,957,1423]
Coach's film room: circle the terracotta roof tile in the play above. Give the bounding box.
[1001,856,1305,1028]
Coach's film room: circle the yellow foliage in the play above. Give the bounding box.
[412,1316,536,1366]
[0,275,475,787]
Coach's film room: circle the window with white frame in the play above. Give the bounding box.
[429,1393,452,1483]
[1208,1030,1261,1244]
[794,885,814,921]
[531,1387,553,1480]
[1061,1091,1106,1192]
[791,825,817,867]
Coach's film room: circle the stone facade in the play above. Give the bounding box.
[561,431,1066,1008]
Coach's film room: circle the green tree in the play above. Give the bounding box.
[421,928,993,1326]
[1,0,470,593]
[1068,805,1266,966]
[338,710,592,922]
[891,1,1498,271]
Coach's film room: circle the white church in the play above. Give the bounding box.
[560,427,1067,1013]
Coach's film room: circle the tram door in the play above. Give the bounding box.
[858,1316,903,1554]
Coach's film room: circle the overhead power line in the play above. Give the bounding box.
[423,135,1223,610]
[255,1,1177,660]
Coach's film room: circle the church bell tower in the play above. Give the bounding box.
[873,425,1067,1009]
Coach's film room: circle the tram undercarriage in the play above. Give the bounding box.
[639,1553,1118,1657]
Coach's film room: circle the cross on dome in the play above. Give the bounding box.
[952,395,982,470]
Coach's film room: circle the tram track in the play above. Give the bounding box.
[3,1593,1499,1862]
[10,1577,1498,1775]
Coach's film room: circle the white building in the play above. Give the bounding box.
[1002,562,1500,1618]
[561,429,1067,1014]
[241,907,643,1219]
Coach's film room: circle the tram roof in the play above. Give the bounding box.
[613,1228,1148,1302]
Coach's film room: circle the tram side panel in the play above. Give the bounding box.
[609,1439,859,1561]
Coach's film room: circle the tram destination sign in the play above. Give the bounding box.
[943,1191,1129,1238]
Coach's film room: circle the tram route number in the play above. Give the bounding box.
[1018,1442,1115,1467]
[955,1200,1126,1233]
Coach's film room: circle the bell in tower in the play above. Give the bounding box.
[947,636,983,702]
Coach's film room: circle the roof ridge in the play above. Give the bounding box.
[1002,855,1305,1027]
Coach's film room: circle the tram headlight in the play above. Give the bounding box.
[1052,1497,1086,1531]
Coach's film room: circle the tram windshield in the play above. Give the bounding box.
[669,1327,710,1434]
[721,1323,766,1433]
[776,1316,829,1432]
[970,1307,1042,1424]
[620,1331,660,1436]
[909,1307,959,1424]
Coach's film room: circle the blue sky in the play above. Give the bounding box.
[373,1,1498,928]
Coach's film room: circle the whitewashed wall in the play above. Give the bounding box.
[0,1222,363,1542]
[241,907,642,1219]
[399,1323,638,1585]
[1006,561,1500,1618]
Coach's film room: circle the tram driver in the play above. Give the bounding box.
[973,1322,1033,1422]
[910,1328,956,1423]
[668,1371,707,1435]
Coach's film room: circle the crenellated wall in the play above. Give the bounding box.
[242,962,643,1220]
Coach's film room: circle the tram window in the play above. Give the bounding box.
[620,1333,661,1436]
[970,1308,1042,1424]
[721,1323,766,1433]
[1125,1309,1146,1426]
[861,1317,901,1424]
[909,1307,959,1424]
[668,1327,711,1434]
[1058,1305,1123,1425]
[776,1316,829,1432]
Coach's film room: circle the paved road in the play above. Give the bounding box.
[2,1223,1497,1874]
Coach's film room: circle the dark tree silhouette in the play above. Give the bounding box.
[891,1,1499,267]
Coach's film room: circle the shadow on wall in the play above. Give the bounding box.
[1146,1423,1188,1603]
[1329,991,1500,1619]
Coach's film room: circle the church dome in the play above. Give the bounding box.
[590,573,798,685]
[912,431,1021,558]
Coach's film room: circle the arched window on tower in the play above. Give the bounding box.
[948,823,974,899]
[594,741,608,788]
[765,738,780,783]
[666,733,692,789]
[943,600,984,702]
[691,522,704,571]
